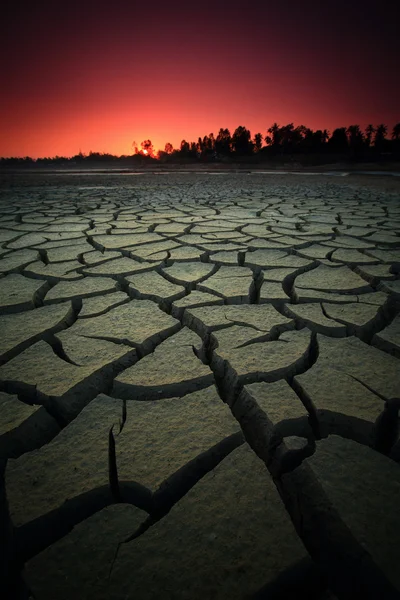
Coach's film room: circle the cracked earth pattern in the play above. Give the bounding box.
[1,174,400,600]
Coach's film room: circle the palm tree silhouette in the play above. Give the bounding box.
[365,124,375,147]
[374,124,388,149]
[391,123,400,140]
[346,125,363,144]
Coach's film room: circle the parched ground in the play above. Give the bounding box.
[1,172,400,600]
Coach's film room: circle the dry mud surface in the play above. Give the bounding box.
[1,173,400,600]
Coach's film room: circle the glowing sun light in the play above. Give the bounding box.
[143,149,148,155]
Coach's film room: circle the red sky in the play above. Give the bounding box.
[1,0,399,158]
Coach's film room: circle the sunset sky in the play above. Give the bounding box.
[1,0,399,158]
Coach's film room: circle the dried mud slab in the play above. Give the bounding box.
[314,334,400,399]
[294,363,384,445]
[294,264,373,294]
[322,302,381,340]
[165,244,205,261]
[6,386,238,525]
[259,280,291,303]
[82,256,157,276]
[78,291,130,318]
[161,261,216,285]
[282,436,400,596]
[110,443,306,600]
[284,303,347,336]
[91,232,166,250]
[295,288,359,304]
[65,300,180,352]
[209,250,241,265]
[113,327,214,399]
[44,243,93,262]
[126,271,185,303]
[24,260,84,280]
[0,302,74,363]
[0,249,39,273]
[25,504,147,600]
[44,277,118,304]
[184,303,293,337]
[0,391,59,459]
[128,239,181,261]
[0,335,135,420]
[0,273,49,313]
[214,328,311,382]
[6,233,50,249]
[81,250,121,265]
[24,443,307,600]
[245,249,312,268]
[171,290,224,319]
[379,279,400,299]
[372,315,400,357]
[330,248,380,265]
[243,380,313,441]
[196,266,254,303]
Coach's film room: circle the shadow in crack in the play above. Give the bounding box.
[249,556,329,599]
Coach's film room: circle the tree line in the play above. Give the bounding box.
[153,122,400,160]
[1,122,400,166]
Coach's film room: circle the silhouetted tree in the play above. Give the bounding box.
[279,124,292,152]
[328,128,348,152]
[391,123,400,140]
[365,124,375,147]
[308,129,330,152]
[204,133,215,151]
[198,133,216,160]
[232,126,253,155]
[299,127,314,151]
[346,125,364,156]
[71,151,86,164]
[189,142,197,156]
[164,143,173,154]
[215,128,232,156]
[374,124,388,151]
[1,156,36,166]
[195,137,203,156]
[293,125,312,151]
[265,125,330,154]
[276,123,308,153]
[347,124,363,143]
[253,133,263,152]
[140,140,154,156]
[180,140,190,155]
[265,123,281,148]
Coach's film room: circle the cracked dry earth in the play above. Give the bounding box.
[1,173,400,600]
